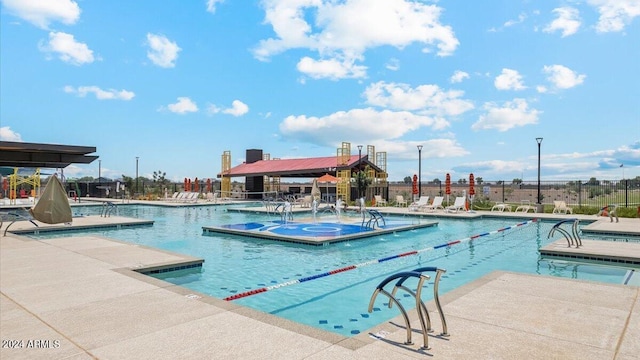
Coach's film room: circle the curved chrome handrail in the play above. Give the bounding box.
[548,218,581,247]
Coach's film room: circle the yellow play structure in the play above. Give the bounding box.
[7,168,41,205]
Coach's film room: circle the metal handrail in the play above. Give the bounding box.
[368,271,431,349]
[364,209,386,229]
[547,218,582,247]
[101,201,117,217]
[2,211,39,236]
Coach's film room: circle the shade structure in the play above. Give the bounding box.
[29,175,72,224]
[206,178,212,193]
[412,174,418,195]
[194,177,199,192]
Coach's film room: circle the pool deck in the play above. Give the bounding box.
[1,205,639,359]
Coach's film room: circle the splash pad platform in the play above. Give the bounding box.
[202,216,438,246]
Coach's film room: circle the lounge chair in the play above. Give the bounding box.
[445,196,467,213]
[423,196,444,212]
[408,196,430,211]
[166,192,179,202]
[374,195,388,207]
[552,201,573,214]
[395,195,408,207]
[515,200,535,213]
[491,203,511,212]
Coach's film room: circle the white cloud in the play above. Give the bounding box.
[39,31,95,65]
[280,108,447,145]
[450,70,469,83]
[364,81,474,118]
[146,33,181,68]
[297,56,367,80]
[504,13,526,27]
[472,98,540,132]
[206,0,224,13]
[494,68,526,91]
[588,0,640,33]
[544,7,581,37]
[165,97,198,114]
[2,0,80,29]
[0,126,23,141]
[536,85,548,93]
[223,100,249,116]
[542,64,586,89]
[63,86,135,100]
[385,58,400,71]
[254,0,459,79]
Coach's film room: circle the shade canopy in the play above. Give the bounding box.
[317,173,340,183]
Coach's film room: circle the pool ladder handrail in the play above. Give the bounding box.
[547,218,582,247]
[368,267,448,350]
[2,211,39,236]
[363,209,385,229]
[101,201,117,217]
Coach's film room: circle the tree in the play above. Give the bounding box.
[512,178,522,185]
[355,166,373,199]
[403,176,412,184]
[458,178,467,184]
[476,177,483,185]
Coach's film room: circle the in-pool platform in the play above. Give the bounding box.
[202,216,438,245]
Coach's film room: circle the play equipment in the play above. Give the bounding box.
[8,168,41,205]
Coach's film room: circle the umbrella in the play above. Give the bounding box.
[194,177,199,192]
[184,178,188,192]
[468,173,475,211]
[445,173,451,204]
[412,174,418,201]
[311,179,321,202]
[317,173,339,202]
[187,178,192,192]
[206,178,212,193]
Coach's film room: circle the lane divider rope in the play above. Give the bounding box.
[224,219,537,301]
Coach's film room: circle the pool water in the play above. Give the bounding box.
[32,204,635,337]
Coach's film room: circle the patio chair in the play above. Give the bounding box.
[552,201,573,214]
[445,196,467,213]
[408,196,430,211]
[374,195,388,207]
[395,195,408,207]
[423,196,444,212]
[491,203,511,212]
[515,200,535,213]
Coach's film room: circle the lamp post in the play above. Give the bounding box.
[135,156,139,195]
[536,138,543,211]
[357,145,363,200]
[98,160,101,184]
[417,145,423,198]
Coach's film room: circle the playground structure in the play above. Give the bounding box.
[5,168,41,205]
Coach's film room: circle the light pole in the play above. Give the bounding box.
[417,145,423,198]
[357,145,363,200]
[536,138,543,210]
[98,160,101,184]
[135,156,139,195]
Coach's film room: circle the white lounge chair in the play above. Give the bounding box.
[515,200,535,213]
[552,201,573,214]
[408,196,430,211]
[491,203,511,212]
[423,196,444,212]
[395,195,408,207]
[445,196,467,213]
[374,195,388,207]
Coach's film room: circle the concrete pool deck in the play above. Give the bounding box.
[1,209,639,359]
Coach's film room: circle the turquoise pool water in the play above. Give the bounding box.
[30,204,635,337]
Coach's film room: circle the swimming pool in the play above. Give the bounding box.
[30,204,637,337]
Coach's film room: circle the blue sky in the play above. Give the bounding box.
[1,0,638,183]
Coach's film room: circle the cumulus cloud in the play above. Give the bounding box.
[164,97,198,114]
[385,58,400,71]
[279,108,446,145]
[494,68,526,91]
[297,56,367,80]
[2,0,80,29]
[63,85,135,100]
[206,0,224,13]
[0,126,23,141]
[472,98,540,132]
[39,31,95,65]
[504,13,526,27]
[544,7,581,37]
[363,81,474,117]
[253,0,459,79]
[588,0,640,33]
[223,100,249,116]
[542,64,586,89]
[450,70,469,83]
[146,33,181,68]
